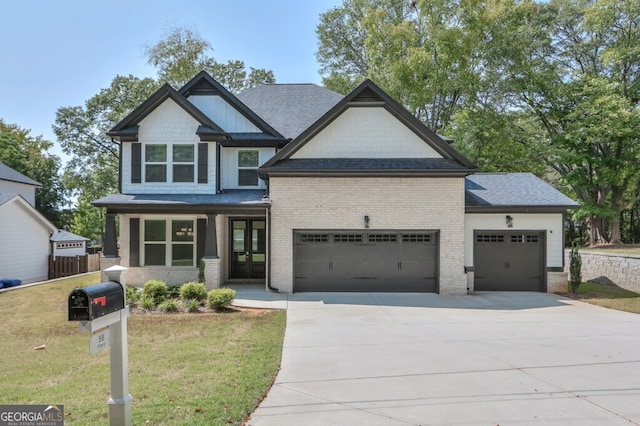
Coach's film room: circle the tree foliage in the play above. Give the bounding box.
[0,119,66,227]
[318,0,640,245]
[146,26,275,92]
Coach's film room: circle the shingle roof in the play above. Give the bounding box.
[267,158,470,171]
[237,84,344,139]
[465,173,579,211]
[0,162,41,186]
[93,190,269,208]
[50,230,89,242]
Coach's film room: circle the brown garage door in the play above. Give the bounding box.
[294,231,438,292]
[474,231,545,291]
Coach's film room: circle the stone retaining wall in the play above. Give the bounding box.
[564,250,640,293]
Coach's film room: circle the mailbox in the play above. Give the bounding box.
[68,281,125,321]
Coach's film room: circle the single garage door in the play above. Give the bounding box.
[294,230,438,292]
[474,231,545,291]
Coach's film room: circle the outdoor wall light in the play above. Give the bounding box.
[364,215,370,228]
[506,215,514,228]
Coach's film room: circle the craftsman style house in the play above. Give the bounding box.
[94,72,578,294]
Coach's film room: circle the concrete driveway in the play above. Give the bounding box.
[235,291,640,425]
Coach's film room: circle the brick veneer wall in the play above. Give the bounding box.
[565,250,640,293]
[268,176,467,294]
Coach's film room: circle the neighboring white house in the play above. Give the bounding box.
[0,162,57,283]
[51,230,89,258]
[94,73,579,294]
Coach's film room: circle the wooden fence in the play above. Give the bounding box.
[48,253,101,279]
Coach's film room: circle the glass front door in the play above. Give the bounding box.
[230,218,266,279]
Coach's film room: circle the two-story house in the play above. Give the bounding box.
[94,71,578,294]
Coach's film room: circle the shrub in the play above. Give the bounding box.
[140,296,155,310]
[159,300,178,313]
[569,245,582,294]
[143,280,168,303]
[207,288,236,311]
[180,282,207,302]
[168,284,182,299]
[198,258,205,283]
[125,285,140,303]
[185,299,200,313]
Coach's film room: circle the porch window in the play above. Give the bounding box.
[238,150,259,186]
[143,219,195,266]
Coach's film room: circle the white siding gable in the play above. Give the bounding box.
[0,180,36,206]
[187,95,260,132]
[291,107,442,159]
[121,98,216,195]
[0,198,55,283]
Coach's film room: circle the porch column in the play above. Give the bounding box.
[204,214,218,258]
[103,213,117,258]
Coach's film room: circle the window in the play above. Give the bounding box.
[144,144,195,183]
[145,145,167,182]
[476,234,504,243]
[173,144,194,182]
[334,234,363,243]
[143,219,195,266]
[402,234,432,243]
[238,150,259,186]
[299,234,329,243]
[368,234,397,243]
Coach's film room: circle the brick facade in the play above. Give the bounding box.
[268,176,467,294]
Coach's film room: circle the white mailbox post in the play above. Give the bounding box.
[68,265,131,426]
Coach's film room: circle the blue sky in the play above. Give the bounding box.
[0,0,342,159]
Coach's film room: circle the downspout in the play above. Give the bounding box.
[216,142,222,194]
[265,184,278,292]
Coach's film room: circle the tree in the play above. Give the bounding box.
[0,119,66,227]
[145,26,275,92]
[490,0,640,245]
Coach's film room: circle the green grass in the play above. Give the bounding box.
[582,246,640,255]
[568,281,640,314]
[0,273,286,425]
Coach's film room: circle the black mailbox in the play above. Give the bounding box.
[68,281,125,321]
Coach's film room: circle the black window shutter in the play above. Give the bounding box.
[197,218,206,261]
[131,143,141,184]
[130,218,140,267]
[198,143,208,184]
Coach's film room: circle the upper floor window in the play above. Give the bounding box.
[144,144,195,183]
[173,144,194,182]
[238,150,259,186]
[145,145,167,182]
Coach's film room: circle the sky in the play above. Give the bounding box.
[0,0,342,160]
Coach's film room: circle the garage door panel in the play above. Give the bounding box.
[474,231,544,292]
[294,231,438,292]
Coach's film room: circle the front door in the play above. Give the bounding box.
[230,218,266,279]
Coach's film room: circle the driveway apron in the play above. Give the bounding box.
[246,292,640,425]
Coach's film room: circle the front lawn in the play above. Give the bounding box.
[566,281,640,314]
[0,273,286,425]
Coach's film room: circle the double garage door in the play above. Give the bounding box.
[474,231,545,292]
[294,230,438,292]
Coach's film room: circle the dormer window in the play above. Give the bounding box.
[238,150,259,186]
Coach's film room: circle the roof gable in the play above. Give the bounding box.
[0,194,57,233]
[179,71,285,139]
[107,83,226,141]
[260,79,477,176]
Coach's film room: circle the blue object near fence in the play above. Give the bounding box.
[0,279,22,288]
